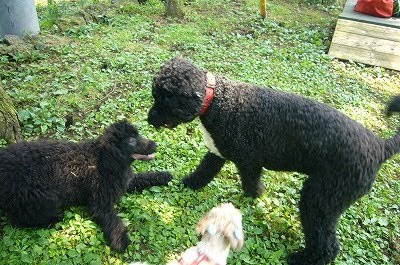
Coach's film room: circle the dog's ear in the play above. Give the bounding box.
[223,221,244,251]
[196,215,212,236]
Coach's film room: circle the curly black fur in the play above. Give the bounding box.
[0,121,172,252]
[148,57,400,265]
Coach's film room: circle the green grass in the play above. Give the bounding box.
[0,0,399,264]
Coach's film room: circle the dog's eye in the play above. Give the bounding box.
[128,138,137,146]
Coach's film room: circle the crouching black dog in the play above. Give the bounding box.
[0,121,172,252]
[147,57,400,265]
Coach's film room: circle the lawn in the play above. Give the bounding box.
[0,0,399,264]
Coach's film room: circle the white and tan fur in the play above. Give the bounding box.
[130,203,244,265]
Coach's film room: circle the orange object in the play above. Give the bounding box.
[355,0,394,18]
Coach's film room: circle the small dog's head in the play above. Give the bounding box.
[100,121,157,162]
[148,57,207,128]
[196,203,244,251]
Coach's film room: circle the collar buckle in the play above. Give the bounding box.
[199,72,216,116]
[206,72,216,88]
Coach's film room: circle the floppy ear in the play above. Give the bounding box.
[196,215,212,236]
[223,221,244,251]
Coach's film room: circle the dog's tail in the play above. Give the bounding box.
[384,95,400,160]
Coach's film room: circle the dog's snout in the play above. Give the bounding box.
[148,140,157,150]
[148,107,167,128]
[147,109,158,126]
[141,138,157,153]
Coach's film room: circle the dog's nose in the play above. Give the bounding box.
[147,109,164,128]
[147,109,157,124]
[148,140,157,151]
[147,117,157,128]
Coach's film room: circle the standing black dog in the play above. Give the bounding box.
[0,121,172,252]
[147,57,400,265]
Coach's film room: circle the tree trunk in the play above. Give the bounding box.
[0,85,22,144]
[165,0,184,18]
[0,0,40,38]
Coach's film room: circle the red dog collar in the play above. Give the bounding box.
[199,72,216,116]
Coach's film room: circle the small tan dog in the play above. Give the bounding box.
[131,203,244,265]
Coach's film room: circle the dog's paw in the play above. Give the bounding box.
[289,250,322,265]
[44,214,64,228]
[289,250,306,265]
[158,171,173,185]
[289,250,332,265]
[182,175,209,190]
[243,183,266,198]
[110,229,130,253]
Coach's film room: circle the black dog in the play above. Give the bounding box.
[0,121,172,252]
[147,57,400,265]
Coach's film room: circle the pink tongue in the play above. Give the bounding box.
[132,153,155,161]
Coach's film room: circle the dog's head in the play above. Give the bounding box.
[387,95,400,116]
[148,57,207,128]
[196,203,244,251]
[100,120,157,162]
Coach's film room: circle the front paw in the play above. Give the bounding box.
[109,227,130,252]
[158,171,173,185]
[243,183,265,198]
[182,175,209,190]
[289,250,327,265]
[289,250,307,265]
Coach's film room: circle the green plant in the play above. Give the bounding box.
[18,100,67,136]
[42,0,60,29]
[0,139,7,147]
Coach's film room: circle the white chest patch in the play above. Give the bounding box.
[199,122,224,158]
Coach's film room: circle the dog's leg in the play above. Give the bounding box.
[127,171,173,192]
[237,165,265,198]
[289,174,371,265]
[8,193,63,228]
[9,203,63,228]
[289,177,341,265]
[182,151,226,190]
[90,202,130,252]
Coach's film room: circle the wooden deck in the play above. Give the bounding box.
[328,0,400,71]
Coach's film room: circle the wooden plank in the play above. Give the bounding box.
[331,30,400,56]
[335,19,400,43]
[329,1,400,71]
[340,0,400,29]
[329,43,400,71]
